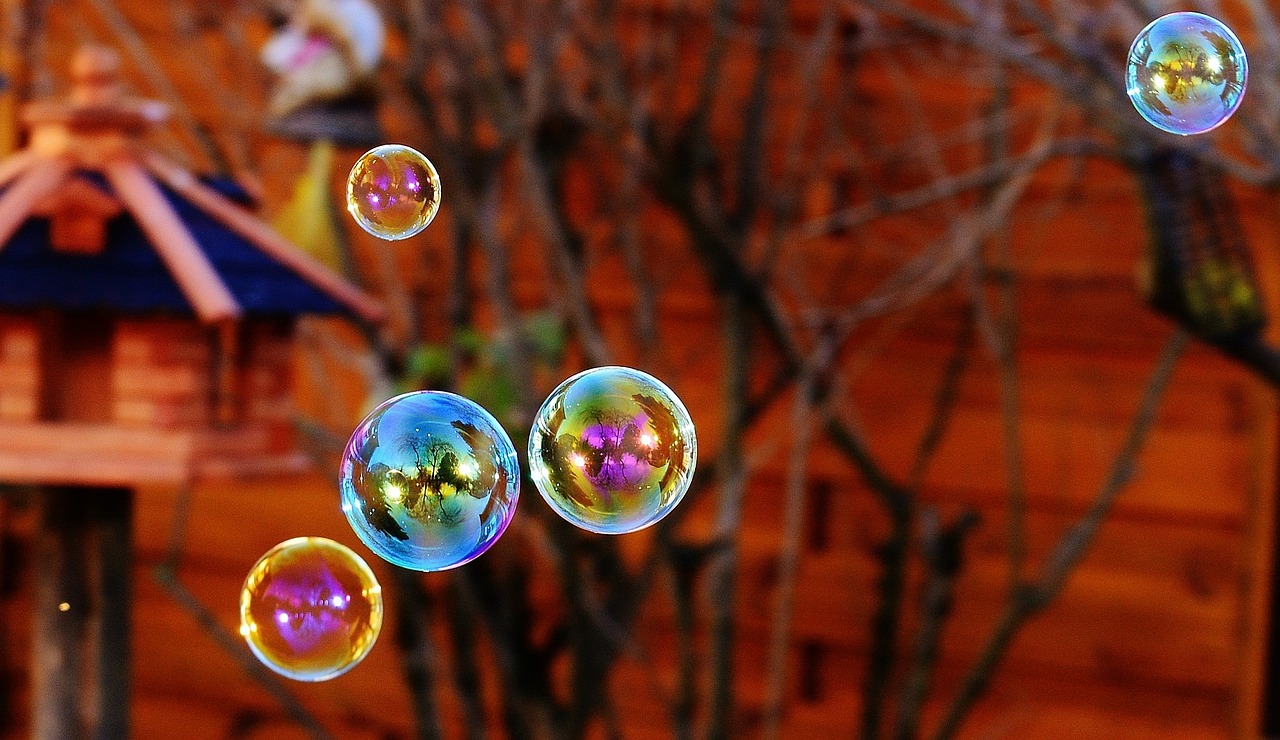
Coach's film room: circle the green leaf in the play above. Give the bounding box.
[523,311,566,365]
[460,368,517,419]
[406,344,452,385]
[454,328,486,355]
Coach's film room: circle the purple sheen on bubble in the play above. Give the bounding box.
[261,558,348,654]
[240,537,383,682]
[529,366,697,535]
[346,144,441,240]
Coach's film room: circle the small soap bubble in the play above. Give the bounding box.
[1127,12,1247,135]
[239,537,383,682]
[346,144,441,240]
[340,391,520,571]
[528,366,697,535]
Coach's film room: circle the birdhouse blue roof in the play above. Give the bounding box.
[0,48,383,325]
[0,173,351,317]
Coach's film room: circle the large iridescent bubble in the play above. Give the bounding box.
[239,537,383,682]
[1126,12,1247,135]
[346,144,441,240]
[528,366,697,534]
[340,391,520,571]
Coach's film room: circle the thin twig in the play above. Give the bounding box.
[977,11,1029,592]
[930,328,1189,740]
[703,293,752,740]
[82,0,227,169]
[151,571,333,739]
[760,339,831,740]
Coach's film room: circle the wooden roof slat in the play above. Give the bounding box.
[0,157,73,252]
[0,149,41,191]
[144,153,386,324]
[104,159,242,324]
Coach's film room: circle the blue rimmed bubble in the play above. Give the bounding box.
[340,391,519,571]
[1127,12,1247,135]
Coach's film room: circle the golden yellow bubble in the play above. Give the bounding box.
[346,144,441,240]
[239,537,383,682]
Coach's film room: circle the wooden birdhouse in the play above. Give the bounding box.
[0,44,384,740]
[0,45,384,488]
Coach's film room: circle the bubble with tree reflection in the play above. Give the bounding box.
[1127,12,1247,135]
[340,391,520,571]
[528,366,697,534]
[239,537,383,682]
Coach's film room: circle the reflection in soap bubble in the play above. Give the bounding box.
[1127,12,1247,135]
[239,537,382,682]
[346,144,441,239]
[340,391,520,571]
[529,366,697,534]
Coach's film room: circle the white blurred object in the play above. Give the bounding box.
[261,0,385,119]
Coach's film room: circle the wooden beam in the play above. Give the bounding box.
[143,152,386,324]
[0,422,193,486]
[31,486,132,740]
[0,156,71,252]
[0,148,40,189]
[32,487,89,740]
[103,159,241,324]
[0,422,318,484]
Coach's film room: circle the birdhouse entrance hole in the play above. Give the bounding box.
[37,312,113,424]
[30,178,124,256]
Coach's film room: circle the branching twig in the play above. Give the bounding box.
[760,338,832,740]
[930,328,1189,740]
[703,294,752,740]
[391,569,446,740]
[892,508,980,740]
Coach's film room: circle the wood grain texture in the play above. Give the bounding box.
[0,5,1271,740]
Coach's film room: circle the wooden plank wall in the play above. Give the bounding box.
[114,318,211,429]
[1,186,1271,740]
[0,317,37,423]
[0,2,1274,739]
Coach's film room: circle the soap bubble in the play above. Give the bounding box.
[346,144,441,239]
[528,366,697,534]
[1127,12,1247,135]
[340,391,520,571]
[239,537,383,682]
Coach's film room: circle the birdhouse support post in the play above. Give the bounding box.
[32,485,132,740]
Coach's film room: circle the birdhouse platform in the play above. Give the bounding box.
[0,314,304,486]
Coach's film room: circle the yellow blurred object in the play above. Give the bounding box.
[0,22,20,156]
[272,140,346,273]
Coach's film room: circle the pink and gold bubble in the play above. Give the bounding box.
[239,537,382,682]
[528,366,697,534]
[346,144,441,240]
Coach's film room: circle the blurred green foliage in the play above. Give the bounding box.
[397,311,567,430]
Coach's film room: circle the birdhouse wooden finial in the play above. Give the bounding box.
[69,45,124,107]
[20,44,168,166]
